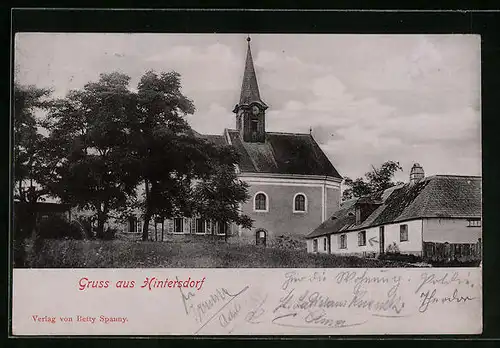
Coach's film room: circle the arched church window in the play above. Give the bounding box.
[293,193,307,213]
[254,192,268,212]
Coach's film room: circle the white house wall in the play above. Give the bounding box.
[308,219,424,256]
[379,219,423,254]
[329,227,380,255]
[318,236,330,254]
[305,236,330,254]
[423,218,481,244]
[306,239,313,253]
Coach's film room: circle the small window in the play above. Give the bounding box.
[400,224,409,242]
[254,192,268,212]
[468,219,481,227]
[251,120,259,133]
[174,218,184,233]
[323,237,327,251]
[217,222,228,235]
[128,216,137,232]
[313,239,318,252]
[358,231,366,246]
[339,234,347,249]
[293,193,307,212]
[195,218,206,234]
[355,207,361,224]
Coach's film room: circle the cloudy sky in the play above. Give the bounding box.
[15,33,481,182]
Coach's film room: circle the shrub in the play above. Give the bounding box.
[77,218,94,239]
[386,242,400,254]
[379,252,422,263]
[102,227,118,240]
[270,235,306,251]
[39,215,83,239]
[429,259,481,267]
[68,221,86,240]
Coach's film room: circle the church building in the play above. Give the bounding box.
[126,37,343,246]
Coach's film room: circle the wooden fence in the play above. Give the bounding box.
[423,241,482,262]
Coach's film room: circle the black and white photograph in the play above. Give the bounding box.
[11,6,493,335]
[13,33,482,269]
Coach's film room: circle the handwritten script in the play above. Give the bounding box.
[178,268,480,334]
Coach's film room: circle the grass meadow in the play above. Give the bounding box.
[24,239,414,268]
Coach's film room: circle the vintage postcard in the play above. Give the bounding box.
[11,32,482,336]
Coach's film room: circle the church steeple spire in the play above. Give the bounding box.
[234,36,268,143]
[234,36,268,112]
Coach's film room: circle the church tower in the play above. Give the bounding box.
[232,36,268,143]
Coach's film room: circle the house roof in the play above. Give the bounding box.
[307,200,357,238]
[306,175,482,239]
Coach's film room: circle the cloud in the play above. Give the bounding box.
[267,74,396,140]
[145,43,241,93]
[380,107,479,144]
[255,50,333,92]
[14,33,481,180]
[187,103,234,135]
[265,71,480,180]
[356,36,445,91]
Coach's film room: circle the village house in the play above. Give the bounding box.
[305,164,482,261]
[123,37,343,246]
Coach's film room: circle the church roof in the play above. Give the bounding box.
[195,129,342,178]
[236,37,268,109]
[194,133,227,146]
[306,175,482,239]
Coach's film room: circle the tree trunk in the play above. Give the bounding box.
[142,180,151,241]
[154,219,158,241]
[95,202,108,239]
[96,213,106,239]
[142,211,151,241]
[224,221,228,243]
[18,180,24,202]
[32,212,43,254]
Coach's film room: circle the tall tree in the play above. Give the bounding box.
[13,83,54,266]
[342,161,404,201]
[45,72,139,238]
[131,71,216,240]
[13,83,53,204]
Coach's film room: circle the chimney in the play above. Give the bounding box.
[410,163,425,185]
